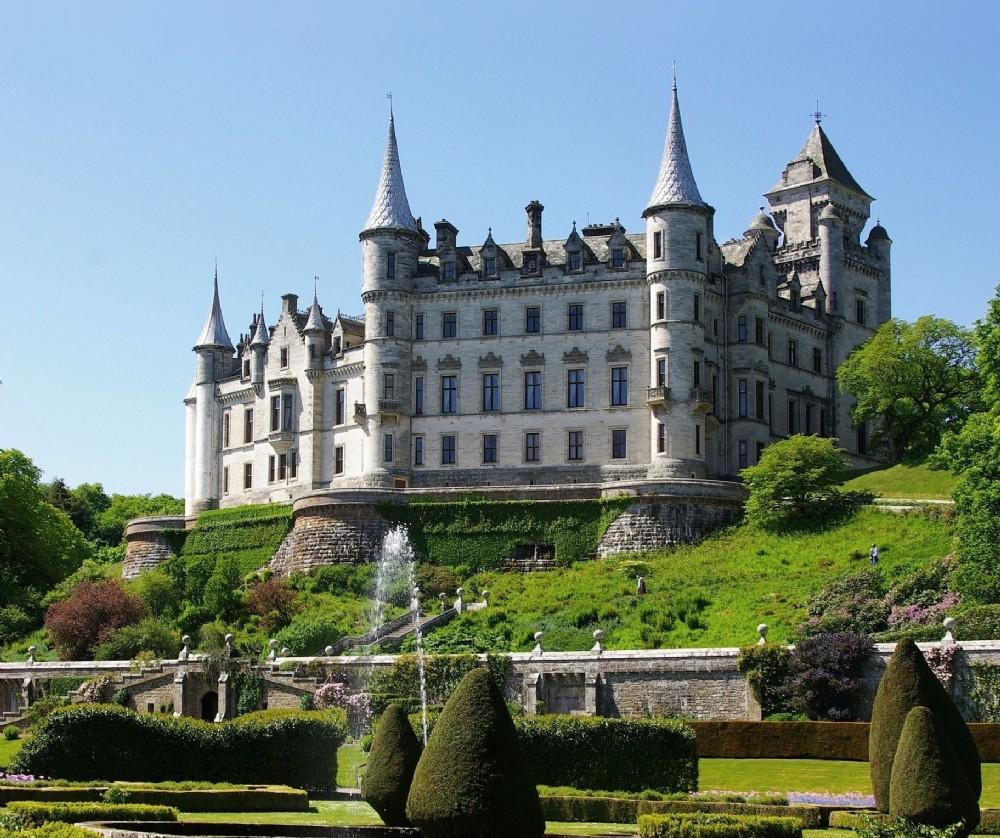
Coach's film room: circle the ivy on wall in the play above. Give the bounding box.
[367,652,511,714]
[376,498,630,571]
[172,504,293,575]
[968,662,1000,722]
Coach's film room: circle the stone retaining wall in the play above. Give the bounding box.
[122,517,194,580]
[270,504,388,575]
[597,497,743,556]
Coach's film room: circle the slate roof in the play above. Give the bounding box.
[770,123,870,198]
[250,309,270,347]
[363,114,419,233]
[194,274,234,350]
[645,84,705,211]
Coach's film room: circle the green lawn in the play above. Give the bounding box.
[419,507,952,650]
[336,742,367,789]
[842,461,957,500]
[0,737,24,768]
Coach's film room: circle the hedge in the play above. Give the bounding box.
[540,797,822,829]
[515,715,697,793]
[10,705,346,792]
[377,498,630,570]
[831,809,1000,835]
[0,789,103,804]
[5,802,177,825]
[0,785,306,811]
[0,824,98,838]
[638,812,803,838]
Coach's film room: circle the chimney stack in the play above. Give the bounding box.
[526,201,544,249]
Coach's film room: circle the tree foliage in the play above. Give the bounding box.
[44,579,147,659]
[837,316,979,461]
[785,632,873,720]
[363,703,422,827]
[740,436,862,530]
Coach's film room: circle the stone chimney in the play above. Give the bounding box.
[434,219,458,252]
[526,200,544,249]
[281,293,298,316]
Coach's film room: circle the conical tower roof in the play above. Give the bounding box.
[250,306,270,347]
[194,271,234,350]
[304,290,325,333]
[645,82,705,214]
[362,113,418,234]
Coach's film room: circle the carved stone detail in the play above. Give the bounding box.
[520,350,546,367]
[606,345,632,363]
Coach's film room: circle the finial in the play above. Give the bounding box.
[812,99,825,125]
[387,91,393,118]
[672,60,677,91]
[488,226,492,235]
[214,257,218,283]
[260,290,264,314]
[572,220,577,231]
[313,275,319,299]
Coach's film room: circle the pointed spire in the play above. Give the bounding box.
[194,269,234,350]
[250,298,270,347]
[645,80,705,214]
[483,227,496,248]
[304,280,325,333]
[770,121,870,198]
[362,111,418,234]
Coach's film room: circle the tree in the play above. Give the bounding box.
[0,449,90,616]
[363,703,422,826]
[44,578,147,659]
[785,632,872,720]
[92,493,184,547]
[43,480,111,542]
[838,317,979,461]
[740,435,857,529]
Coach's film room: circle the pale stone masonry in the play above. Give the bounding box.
[184,84,891,514]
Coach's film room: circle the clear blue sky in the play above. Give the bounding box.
[2,1,998,496]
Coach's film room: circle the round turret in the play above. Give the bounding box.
[866,221,891,244]
[744,207,779,250]
[818,203,841,224]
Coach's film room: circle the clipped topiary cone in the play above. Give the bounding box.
[361,702,422,827]
[405,667,545,838]
[870,638,981,812]
[890,705,979,830]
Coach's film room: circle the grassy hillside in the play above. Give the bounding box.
[414,508,954,653]
[842,461,957,500]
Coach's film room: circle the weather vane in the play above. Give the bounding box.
[812,99,826,125]
[386,92,393,116]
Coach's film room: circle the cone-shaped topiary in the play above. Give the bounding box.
[362,703,422,827]
[870,639,981,812]
[405,667,545,838]
[889,705,979,830]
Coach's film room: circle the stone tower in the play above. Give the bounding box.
[643,81,713,479]
[359,112,421,487]
[188,272,234,514]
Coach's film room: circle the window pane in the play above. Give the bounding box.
[441,376,457,413]
[526,307,540,333]
[482,373,499,412]
[483,434,498,463]
[611,367,628,406]
[567,369,584,408]
[524,372,541,410]
[612,429,627,459]
[525,432,540,462]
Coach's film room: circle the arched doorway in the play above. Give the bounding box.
[200,691,219,722]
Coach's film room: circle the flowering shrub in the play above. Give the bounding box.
[314,678,373,734]
[44,580,146,660]
[888,593,961,628]
[0,772,35,784]
[924,644,962,689]
[245,579,299,632]
[786,632,873,720]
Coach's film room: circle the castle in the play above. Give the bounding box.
[183,83,890,515]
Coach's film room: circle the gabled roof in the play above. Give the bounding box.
[194,273,234,351]
[645,83,705,213]
[362,113,419,234]
[770,123,870,198]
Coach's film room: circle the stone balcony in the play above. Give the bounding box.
[353,402,367,422]
[377,397,401,419]
[268,430,295,451]
[690,388,714,413]
[646,385,671,406]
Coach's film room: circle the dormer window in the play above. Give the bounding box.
[611,248,625,269]
[568,251,582,272]
[523,253,539,274]
[484,256,497,278]
[333,336,342,354]
[441,261,455,282]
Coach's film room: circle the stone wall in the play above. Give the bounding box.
[597,497,743,556]
[122,517,192,580]
[270,502,387,574]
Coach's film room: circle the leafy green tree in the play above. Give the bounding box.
[740,435,859,529]
[837,316,979,461]
[0,450,90,616]
[43,480,111,542]
[92,493,184,547]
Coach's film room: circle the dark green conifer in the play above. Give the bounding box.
[405,667,545,838]
[361,703,422,827]
[889,705,979,830]
[869,639,981,811]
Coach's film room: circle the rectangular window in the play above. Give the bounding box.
[278,453,287,480]
[756,381,765,420]
[656,357,667,387]
[693,294,701,322]
[441,434,456,465]
[713,318,719,337]
[483,434,498,464]
[693,359,701,388]
[385,311,395,337]
[270,395,281,431]
[333,336,342,354]
[482,373,500,412]
[289,451,297,479]
[612,301,627,329]
[568,250,582,272]
[524,371,542,410]
[567,369,585,408]
[525,432,540,462]
[657,422,666,453]
[738,378,748,418]
[568,303,584,331]
[223,411,231,448]
[440,375,457,414]
[653,230,662,260]
[813,347,822,373]
[383,433,393,463]
[415,313,425,341]
[442,311,457,339]
[243,462,253,490]
[695,423,701,455]
[856,298,867,325]
[242,359,251,378]
[483,308,498,337]
[567,430,584,461]
[611,366,629,406]
[383,373,395,400]
[244,407,253,443]
[413,437,424,467]
[611,428,627,459]
[788,339,798,367]
[268,455,275,483]
[335,446,344,475]
[756,441,765,463]
[484,256,497,277]
[335,388,345,425]
[820,408,828,437]
[280,347,288,369]
[611,248,625,268]
[526,306,541,334]
[223,466,229,494]
[656,291,666,321]
[738,440,749,469]
[755,317,765,344]
[696,232,704,261]
[282,393,293,431]
[788,399,798,435]
[442,261,455,281]
[524,253,538,274]
[805,403,814,435]
[737,315,747,342]
[414,376,424,415]
[386,253,395,279]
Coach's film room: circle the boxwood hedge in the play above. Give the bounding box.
[10,705,346,792]
[5,802,177,825]
[638,812,803,838]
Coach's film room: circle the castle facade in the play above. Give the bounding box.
[184,84,891,514]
